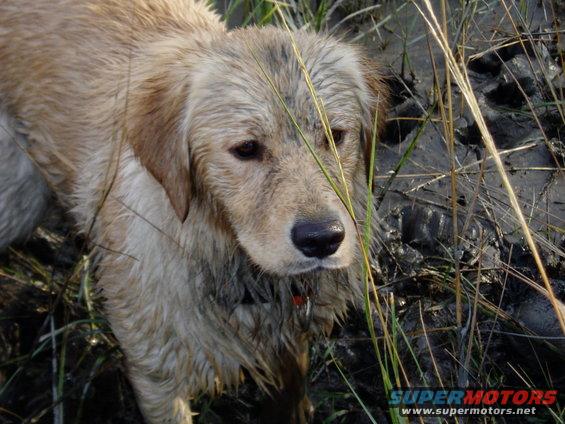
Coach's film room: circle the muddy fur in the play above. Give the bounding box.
[0,0,388,422]
[0,110,50,250]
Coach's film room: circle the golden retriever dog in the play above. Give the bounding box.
[0,0,388,422]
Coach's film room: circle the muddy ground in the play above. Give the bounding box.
[1,0,564,423]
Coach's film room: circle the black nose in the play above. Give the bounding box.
[291,219,345,259]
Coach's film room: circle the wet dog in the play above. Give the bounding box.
[0,0,388,422]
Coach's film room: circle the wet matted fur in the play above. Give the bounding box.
[0,0,388,422]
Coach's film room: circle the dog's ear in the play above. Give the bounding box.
[126,75,192,222]
[359,57,389,184]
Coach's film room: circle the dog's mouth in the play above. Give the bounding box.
[287,258,349,276]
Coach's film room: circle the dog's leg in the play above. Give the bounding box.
[261,338,314,424]
[0,109,50,251]
[128,365,194,424]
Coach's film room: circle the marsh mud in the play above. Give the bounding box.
[1,0,564,423]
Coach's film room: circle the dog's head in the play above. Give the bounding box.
[128,28,388,276]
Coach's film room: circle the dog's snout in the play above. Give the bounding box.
[291,219,345,259]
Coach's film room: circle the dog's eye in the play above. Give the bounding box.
[325,129,345,147]
[230,140,263,160]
